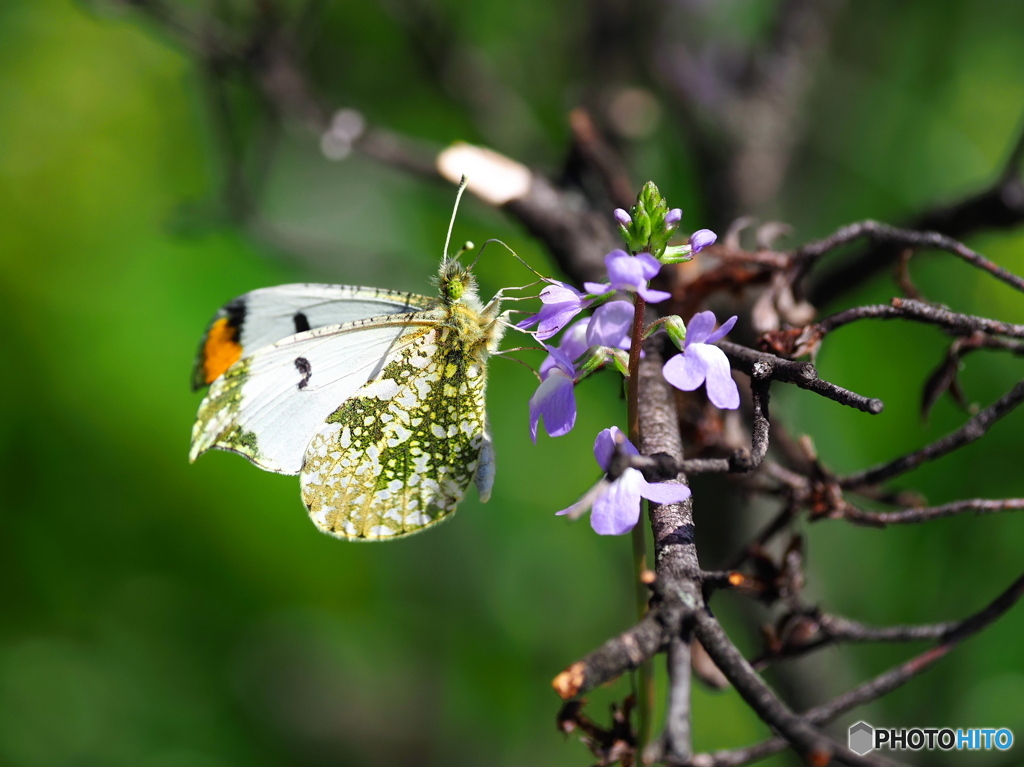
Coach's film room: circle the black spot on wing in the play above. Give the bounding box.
[225,298,247,331]
[293,312,311,333]
[295,357,312,389]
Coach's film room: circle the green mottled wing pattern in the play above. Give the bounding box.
[191,357,260,462]
[301,324,489,540]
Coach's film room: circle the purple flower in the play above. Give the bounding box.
[584,250,672,303]
[529,345,576,441]
[539,317,589,379]
[557,426,691,535]
[613,208,632,227]
[689,229,717,254]
[665,208,682,226]
[586,300,634,349]
[662,311,740,409]
[516,280,592,341]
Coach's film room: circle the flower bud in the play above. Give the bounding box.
[689,229,717,254]
[664,315,687,349]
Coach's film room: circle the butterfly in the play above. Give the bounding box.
[190,194,506,540]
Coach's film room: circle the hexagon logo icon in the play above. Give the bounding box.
[848,721,875,755]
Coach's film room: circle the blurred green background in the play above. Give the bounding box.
[1,0,1023,765]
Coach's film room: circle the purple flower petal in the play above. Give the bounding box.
[595,250,670,300]
[662,310,741,410]
[517,280,591,340]
[560,317,590,354]
[528,370,577,441]
[705,314,738,344]
[662,349,707,391]
[635,252,663,280]
[689,229,717,253]
[535,302,586,340]
[555,479,607,518]
[593,425,637,473]
[591,468,644,535]
[515,314,541,331]
[541,282,585,303]
[665,208,682,226]
[587,301,634,349]
[637,285,672,304]
[690,344,740,410]
[639,479,691,505]
[560,319,590,354]
[594,428,616,473]
[583,281,612,295]
[613,208,631,227]
[685,310,717,346]
[544,344,576,377]
[566,427,678,535]
[605,253,646,291]
[540,318,590,378]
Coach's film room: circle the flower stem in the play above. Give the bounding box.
[627,295,646,447]
[626,294,654,751]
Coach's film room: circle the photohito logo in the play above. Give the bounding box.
[848,721,1014,755]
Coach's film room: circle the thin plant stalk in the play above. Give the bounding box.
[626,294,653,751]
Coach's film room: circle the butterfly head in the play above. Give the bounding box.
[437,257,479,306]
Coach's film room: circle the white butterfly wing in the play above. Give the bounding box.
[190,313,439,475]
[192,284,435,389]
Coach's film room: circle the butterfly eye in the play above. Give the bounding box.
[447,276,465,301]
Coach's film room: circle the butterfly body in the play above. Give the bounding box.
[191,259,503,540]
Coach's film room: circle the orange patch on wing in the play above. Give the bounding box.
[201,317,243,384]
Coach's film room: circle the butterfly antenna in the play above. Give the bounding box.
[444,175,469,261]
[473,238,546,280]
[453,241,475,260]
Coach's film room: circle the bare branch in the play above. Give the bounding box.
[749,379,772,466]
[693,610,897,767]
[551,612,666,700]
[697,571,1024,766]
[839,498,1024,526]
[660,635,694,765]
[839,380,1024,489]
[816,298,1024,339]
[793,220,1024,294]
[719,341,884,414]
[751,612,957,668]
[808,119,1024,305]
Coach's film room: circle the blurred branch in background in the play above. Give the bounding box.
[86,0,1024,765]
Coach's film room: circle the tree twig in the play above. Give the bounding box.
[693,609,897,767]
[693,571,1024,766]
[551,612,666,699]
[839,380,1024,489]
[793,220,1024,294]
[719,342,884,414]
[838,498,1024,526]
[816,298,1024,339]
[808,120,1024,306]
